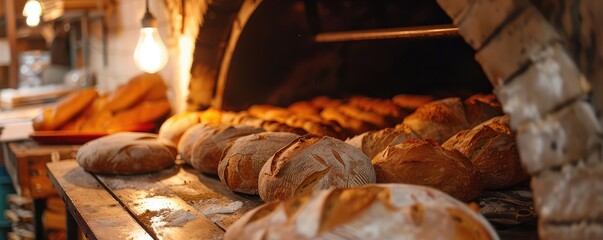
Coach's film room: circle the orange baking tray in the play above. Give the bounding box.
[30,123,157,145]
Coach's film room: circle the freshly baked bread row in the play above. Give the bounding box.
[402,94,503,143]
[443,116,529,190]
[226,184,498,240]
[248,105,347,139]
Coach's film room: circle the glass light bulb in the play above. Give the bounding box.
[23,0,42,17]
[133,27,168,73]
[26,16,40,27]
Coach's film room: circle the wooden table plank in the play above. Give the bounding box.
[47,160,153,240]
[94,166,229,239]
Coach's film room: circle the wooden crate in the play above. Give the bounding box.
[5,140,79,199]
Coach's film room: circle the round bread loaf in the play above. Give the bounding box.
[442,116,528,189]
[258,135,376,202]
[190,125,265,175]
[372,138,482,202]
[178,123,215,163]
[158,111,203,145]
[77,132,177,174]
[218,132,300,194]
[225,184,498,240]
[402,97,471,143]
[346,125,419,159]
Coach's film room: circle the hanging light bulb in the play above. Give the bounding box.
[22,0,43,17]
[23,0,43,27]
[133,0,168,73]
[26,16,40,27]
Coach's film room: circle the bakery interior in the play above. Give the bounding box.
[0,0,601,239]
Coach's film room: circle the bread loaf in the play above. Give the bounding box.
[77,132,177,174]
[335,105,390,129]
[402,97,471,143]
[442,116,528,189]
[321,106,376,135]
[288,101,321,116]
[178,123,215,163]
[392,94,434,110]
[346,126,418,159]
[464,94,503,127]
[190,125,264,175]
[218,132,300,194]
[372,138,482,201]
[158,112,203,145]
[258,135,376,202]
[348,96,406,122]
[310,96,341,109]
[33,88,99,131]
[107,99,171,132]
[225,184,497,240]
[103,73,166,112]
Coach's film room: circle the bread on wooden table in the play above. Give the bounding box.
[178,123,215,163]
[464,94,503,127]
[372,138,482,201]
[33,88,99,131]
[443,115,528,189]
[158,111,203,145]
[392,94,434,110]
[218,132,300,194]
[402,97,471,143]
[346,126,419,159]
[225,184,498,240]
[77,132,177,174]
[190,125,265,175]
[258,135,376,202]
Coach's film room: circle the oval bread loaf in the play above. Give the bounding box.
[442,116,528,189]
[372,138,482,202]
[77,132,177,174]
[225,184,498,240]
[190,125,265,175]
[258,135,376,202]
[158,111,203,145]
[346,125,418,159]
[178,123,216,163]
[218,132,300,194]
[402,97,471,143]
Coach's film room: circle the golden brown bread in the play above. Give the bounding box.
[346,126,419,159]
[218,132,300,194]
[77,132,177,174]
[158,111,203,145]
[103,73,166,112]
[442,116,528,189]
[178,123,215,163]
[402,97,471,143]
[392,94,434,110]
[310,96,341,109]
[33,88,99,131]
[225,184,497,240]
[348,96,406,122]
[248,105,345,139]
[372,138,482,202]
[107,99,171,132]
[258,135,376,202]
[287,101,321,116]
[335,105,390,129]
[321,106,377,135]
[463,94,503,127]
[190,125,265,175]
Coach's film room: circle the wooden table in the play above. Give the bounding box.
[48,160,538,240]
[47,160,263,240]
